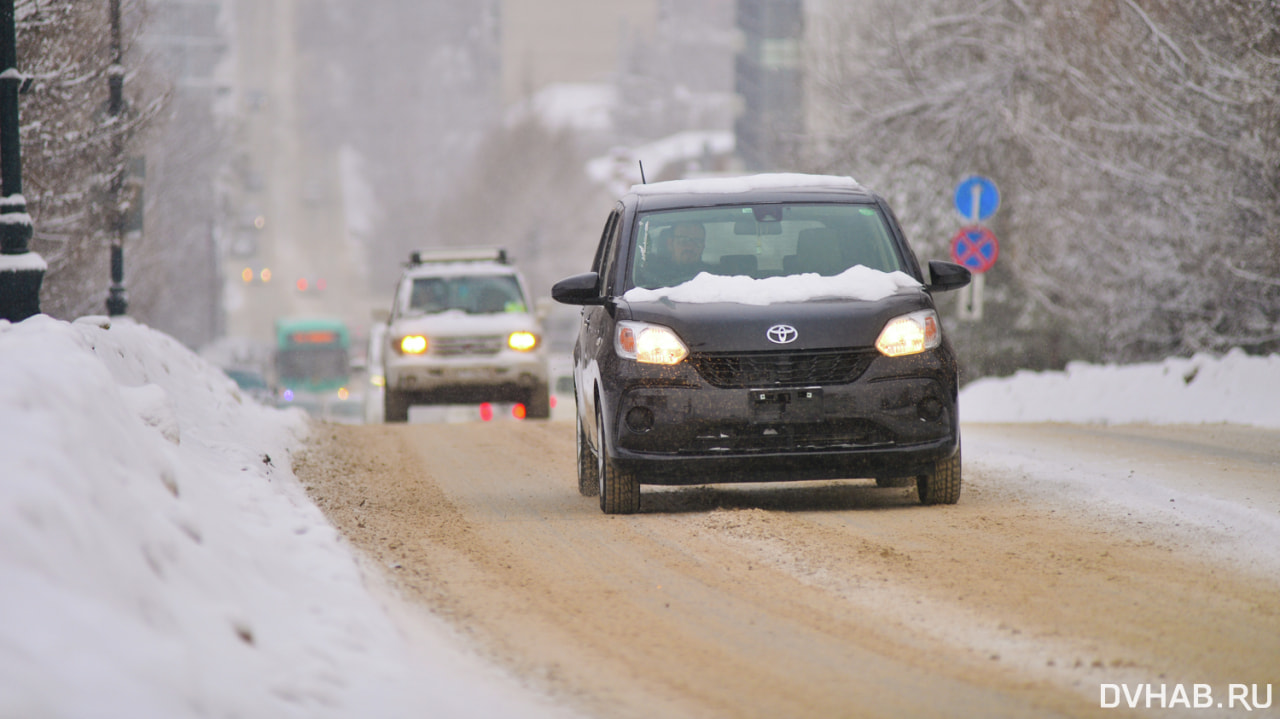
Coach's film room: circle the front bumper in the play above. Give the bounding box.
[387,353,548,394]
[606,352,959,485]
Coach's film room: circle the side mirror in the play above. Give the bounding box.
[927,260,972,292]
[552,272,606,306]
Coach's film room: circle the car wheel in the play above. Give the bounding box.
[384,388,410,423]
[577,409,599,496]
[525,382,551,419]
[917,443,961,505]
[596,405,639,514]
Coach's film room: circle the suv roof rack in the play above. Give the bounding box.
[409,248,508,266]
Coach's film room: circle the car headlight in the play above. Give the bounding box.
[616,321,689,365]
[399,335,428,354]
[508,331,539,352]
[875,309,941,357]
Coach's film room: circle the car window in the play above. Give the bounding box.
[591,210,620,276]
[595,209,624,294]
[406,274,527,315]
[628,203,905,291]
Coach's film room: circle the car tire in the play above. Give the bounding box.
[384,388,410,423]
[577,410,599,496]
[596,405,639,514]
[525,382,551,419]
[917,442,961,505]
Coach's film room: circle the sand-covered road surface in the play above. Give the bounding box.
[294,421,1280,719]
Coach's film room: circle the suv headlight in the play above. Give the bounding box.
[875,309,941,357]
[398,335,428,355]
[508,331,539,352]
[616,321,689,365]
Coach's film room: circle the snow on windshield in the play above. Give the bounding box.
[622,265,921,305]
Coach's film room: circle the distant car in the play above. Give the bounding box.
[223,367,275,405]
[552,173,971,513]
[381,248,551,422]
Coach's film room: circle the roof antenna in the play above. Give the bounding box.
[638,160,647,184]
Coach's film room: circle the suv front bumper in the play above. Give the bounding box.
[387,352,548,397]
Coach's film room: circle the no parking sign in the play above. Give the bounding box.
[949,225,999,274]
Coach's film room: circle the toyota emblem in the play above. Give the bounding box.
[766,324,798,344]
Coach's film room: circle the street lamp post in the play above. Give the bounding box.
[105,0,127,316]
[0,0,44,322]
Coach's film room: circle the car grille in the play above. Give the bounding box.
[689,349,876,388]
[683,419,895,453]
[433,335,504,356]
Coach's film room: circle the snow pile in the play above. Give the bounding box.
[961,348,1280,428]
[0,315,568,719]
[623,266,921,305]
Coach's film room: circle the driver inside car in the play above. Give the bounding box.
[637,222,713,288]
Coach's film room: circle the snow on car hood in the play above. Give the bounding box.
[621,266,922,306]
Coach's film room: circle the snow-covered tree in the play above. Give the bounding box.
[15,0,165,321]
[807,0,1280,375]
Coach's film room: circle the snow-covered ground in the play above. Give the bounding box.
[1,314,1277,717]
[962,348,1280,429]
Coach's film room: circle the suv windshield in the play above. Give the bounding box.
[407,274,527,315]
[629,203,905,291]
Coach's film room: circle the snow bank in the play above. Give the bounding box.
[961,348,1280,428]
[0,315,570,719]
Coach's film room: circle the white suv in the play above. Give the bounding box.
[382,248,550,422]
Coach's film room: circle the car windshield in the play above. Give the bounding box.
[628,203,905,291]
[407,274,527,315]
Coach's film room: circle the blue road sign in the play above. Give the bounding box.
[954,175,1000,222]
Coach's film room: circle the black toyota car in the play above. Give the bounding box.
[552,174,971,514]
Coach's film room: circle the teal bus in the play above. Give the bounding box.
[274,317,352,403]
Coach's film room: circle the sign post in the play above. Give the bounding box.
[951,176,1000,321]
[0,0,44,321]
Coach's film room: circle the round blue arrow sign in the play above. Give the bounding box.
[954,175,1000,222]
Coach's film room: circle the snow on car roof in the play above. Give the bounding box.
[622,266,921,305]
[629,173,862,197]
